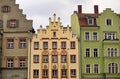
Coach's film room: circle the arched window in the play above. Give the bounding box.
[108,63,118,73]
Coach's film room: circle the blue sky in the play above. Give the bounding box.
[16,0,120,31]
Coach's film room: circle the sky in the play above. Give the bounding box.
[16,0,120,31]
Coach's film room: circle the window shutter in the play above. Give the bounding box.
[8,6,11,12]
[16,20,19,28]
[1,6,4,12]
[0,20,3,28]
[7,20,10,28]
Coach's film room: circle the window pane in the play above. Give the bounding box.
[19,39,26,48]
[70,55,76,63]
[52,55,57,63]
[7,39,14,48]
[43,55,48,63]
[61,55,67,63]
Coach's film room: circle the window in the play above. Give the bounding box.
[94,64,99,73]
[33,70,39,78]
[19,58,26,68]
[94,48,98,57]
[61,69,67,78]
[93,32,98,40]
[52,42,57,49]
[86,48,90,57]
[43,69,48,78]
[2,5,11,13]
[34,55,39,63]
[7,58,14,68]
[70,41,75,49]
[0,20,3,28]
[108,63,118,74]
[61,55,67,63]
[104,32,116,40]
[52,70,58,78]
[7,38,14,49]
[43,42,48,49]
[108,48,117,57]
[85,32,90,40]
[19,38,26,48]
[42,55,48,63]
[53,32,56,37]
[106,19,112,26]
[61,42,66,49]
[52,55,58,63]
[87,18,94,25]
[86,64,90,73]
[70,55,76,63]
[34,42,39,49]
[7,19,19,28]
[71,69,76,78]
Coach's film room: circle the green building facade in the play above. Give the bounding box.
[71,5,120,79]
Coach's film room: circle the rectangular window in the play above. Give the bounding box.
[86,48,90,57]
[43,69,48,78]
[61,42,66,49]
[52,70,58,78]
[70,55,76,63]
[108,48,117,57]
[7,19,19,28]
[71,69,76,78]
[87,18,94,25]
[94,48,98,57]
[93,32,97,40]
[85,32,90,40]
[53,32,56,37]
[34,42,39,49]
[106,19,112,26]
[42,55,48,63]
[52,55,58,63]
[19,58,26,68]
[7,38,14,49]
[86,64,90,73]
[70,41,75,49]
[94,64,99,73]
[2,5,11,13]
[43,42,48,49]
[7,58,14,68]
[33,70,39,78]
[52,42,57,49]
[61,55,67,63]
[104,32,116,40]
[19,38,26,48]
[61,69,67,78]
[34,55,39,63]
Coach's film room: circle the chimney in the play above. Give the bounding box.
[78,5,82,13]
[94,5,99,14]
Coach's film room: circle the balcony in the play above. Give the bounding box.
[103,39,119,44]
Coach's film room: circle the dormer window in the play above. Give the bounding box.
[106,19,112,26]
[87,18,94,25]
[1,5,11,13]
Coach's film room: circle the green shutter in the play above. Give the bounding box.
[7,20,10,28]
[0,20,3,28]
[16,20,19,28]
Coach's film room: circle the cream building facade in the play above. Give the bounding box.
[0,0,33,79]
[29,14,79,79]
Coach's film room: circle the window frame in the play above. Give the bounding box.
[6,38,14,49]
[42,69,48,78]
[61,41,66,49]
[43,42,48,49]
[86,64,90,73]
[42,55,48,63]
[70,41,75,49]
[52,42,57,49]
[33,55,39,63]
[108,63,118,74]
[2,5,11,13]
[94,48,98,57]
[6,58,14,68]
[34,42,39,50]
[93,32,98,40]
[86,48,90,57]
[94,64,99,74]
[70,55,76,63]
[52,69,58,78]
[106,18,112,26]
[19,58,26,68]
[87,18,94,25]
[85,32,90,40]
[71,69,76,78]
[33,69,39,78]
[19,38,26,49]
[52,55,58,63]
[61,55,67,63]
[61,69,67,78]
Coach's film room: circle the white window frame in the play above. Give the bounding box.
[20,39,26,48]
[86,64,91,73]
[19,59,25,67]
[94,64,99,74]
[34,55,39,63]
[85,32,90,40]
[106,18,112,26]
[93,32,98,40]
[87,18,94,25]
[94,48,98,57]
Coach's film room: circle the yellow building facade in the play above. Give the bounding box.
[29,14,79,79]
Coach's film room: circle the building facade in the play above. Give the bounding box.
[71,5,120,79]
[0,0,33,79]
[29,14,79,79]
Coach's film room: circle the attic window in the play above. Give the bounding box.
[87,18,94,25]
[1,5,11,13]
[106,19,112,26]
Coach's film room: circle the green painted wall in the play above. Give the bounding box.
[71,8,120,79]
